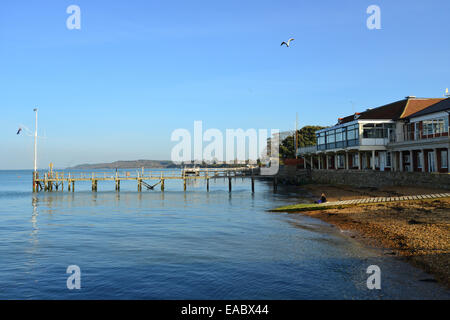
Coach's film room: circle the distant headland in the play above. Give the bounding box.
[66,160,254,170]
[67,160,180,170]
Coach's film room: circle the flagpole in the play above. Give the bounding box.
[33,108,38,192]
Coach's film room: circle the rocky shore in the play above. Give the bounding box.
[273,184,450,288]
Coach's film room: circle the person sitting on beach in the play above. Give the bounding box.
[315,193,327,204]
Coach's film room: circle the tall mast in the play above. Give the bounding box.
[294,112,298,159]
[34,108,38,172]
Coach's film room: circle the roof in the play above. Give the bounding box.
[337,97,444,125]
[406,98,450,119]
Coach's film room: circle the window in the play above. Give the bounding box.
[442,150,448,169]
[346,124,359,147]
[414,122,420,140]
[317,132,326,150]
[363,123,391,138]
[337,155,345,168]
[417,152,422,169]
[423,117,449,136]
[352,153,359,167]
[326,130,335,149]
[386,152,392,167]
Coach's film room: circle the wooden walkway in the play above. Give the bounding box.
[317,193,450,207]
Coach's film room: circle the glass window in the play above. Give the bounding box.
[417,152,422,169]
[442,150,448,168]
[337,155,345,168]
[352,153,359,167]
[386,152,391,167]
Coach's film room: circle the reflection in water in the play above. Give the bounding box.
[30,196,39,245]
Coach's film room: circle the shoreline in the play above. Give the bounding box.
[273,184,450,289]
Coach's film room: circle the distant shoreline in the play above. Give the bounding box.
[66,160,254,170]
[66,160,179,170]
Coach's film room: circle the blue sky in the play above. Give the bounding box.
[1,0,449,169]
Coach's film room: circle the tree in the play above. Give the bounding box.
[280,125,326,159]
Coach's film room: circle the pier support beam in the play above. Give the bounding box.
[71,181,75,192]
[183,178,186,191]
[115,180,120,191]
[161,178,165,192]
[137,179,142,192]
[251,176,255,193]
[206,178,209,192]
[92,180,98,192]
[228,177,232,192]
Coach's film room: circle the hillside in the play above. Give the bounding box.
[67,160,180,170]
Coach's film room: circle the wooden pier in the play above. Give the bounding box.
[32,166,272,193]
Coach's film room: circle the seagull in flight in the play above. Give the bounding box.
[16,127,22,135]
[281,38,295,47]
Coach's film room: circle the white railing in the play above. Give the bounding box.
[297,146,318,155]
[389,127,450,144]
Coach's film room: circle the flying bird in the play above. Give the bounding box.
[281,38,295,47]
[16,128,22,135]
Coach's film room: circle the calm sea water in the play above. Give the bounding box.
[0,169,448,299]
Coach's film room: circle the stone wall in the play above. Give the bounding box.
[276,166,312,185]
[309,169,450,190]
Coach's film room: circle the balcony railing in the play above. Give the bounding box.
[389,127,450,143]
[297,145,318,155]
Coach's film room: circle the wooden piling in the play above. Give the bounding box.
[161,178,165,191]
[32,172,36,192]
[183,178,186,191]
[137,179,142,192]
[251,176,255,193]
[71,181,75,192]
[206,178,209,192]
[228,176,232,192]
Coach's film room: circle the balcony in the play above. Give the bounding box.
[389,127,450,144]
[297,145,318,155]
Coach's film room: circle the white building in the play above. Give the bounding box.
[297,97,447,172]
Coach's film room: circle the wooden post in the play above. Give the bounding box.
[68,180,71,191]
[72,181,75,192]
[228,176,232,192]
[32,172,36,192]
[251,176,255,193]
[206,178,209,192]
[183,178,186,191]
[161,178,165,191]
[92,180,97,192]
[115,180,120,191]
[138,179,142,192]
